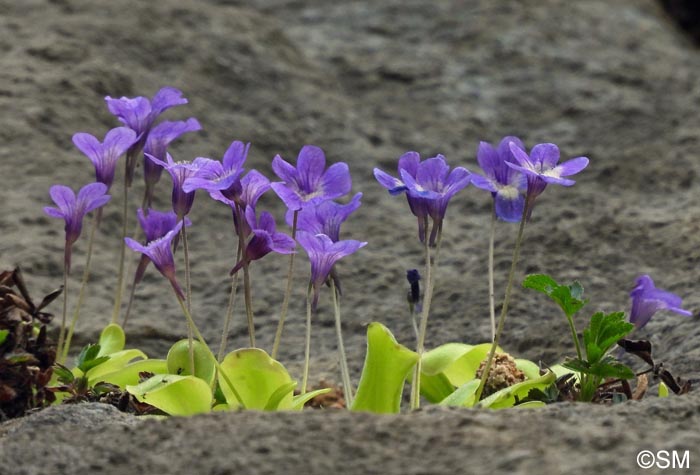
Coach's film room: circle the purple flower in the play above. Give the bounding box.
[105,87,188,141]
[105,87,189,185]
[44,183,110,271]
[143,118,202,205]
[296,231,367,308]
[374,152,470,244]
[287,193,362,242]
[146,153,218,219]
[629,275,692,330]
[271,145,351,211]
[182,140,249,200]
[131,208,192,285]
[507,143,589,205]
[208,169,271,211]
[72,127,138,190]
[125,219,185,299]
[471,136,527,222]
[230,207,296,275]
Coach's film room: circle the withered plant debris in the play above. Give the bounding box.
[617,338,695,395]
[302,380,346,409]
[531,339,696,404]
[0,267,61,420]
[49,366,164,415]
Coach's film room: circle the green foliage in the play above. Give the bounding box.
[96,323,126,357]
[167,339,216,386]
[0,329,9,346]
[127,374,213,416]
[94,359,168,388]
[562,311,635,401]
[476,371,557,409]
[522,274,587,317]
[416,343,503,403]
[583,312,633,363]
[659,382,670,398]
[75,344,110,373]
[351,322,419,414]
[217,348,329,411]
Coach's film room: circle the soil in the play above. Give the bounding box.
[1,0,699,473]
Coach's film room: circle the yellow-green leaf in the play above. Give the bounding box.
[351,322,419,414]
[127,374,212,416]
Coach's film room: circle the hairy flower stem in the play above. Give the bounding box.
[488,203,497,341]
[301,285,313,395]
[110,163,130,324]
[181,224,195,371]
[217,237,242,362]
[56,243,70,364]
[410,219,443,410]
[475,197,531,402]
[175,293,246,408]
[271,210,298,359]
[61,209,102,361]
[566,314,583,361]
[330,278,353,407]
[243,264,255,347]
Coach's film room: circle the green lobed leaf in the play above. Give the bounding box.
[351,322,419,414]
[522,274,558,295]
[97,324,126,357]
[442,343,502,387]
[85,349,147,385]
[90,359,168,389]
[583,312,634,363]
[52,364,75,384]
[264,382,298,411]
[167,339,216,386]
[439,379,480,407]
[476,370,557,410]
[76,344,110,373]
[218,348,295,410]
[420,343,473,375]
[290,388,333,410]
[523,274,587,318]
[127,374,212,416]
[514,359,541,380]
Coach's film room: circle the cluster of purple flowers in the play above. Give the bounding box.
[44,86,693,363]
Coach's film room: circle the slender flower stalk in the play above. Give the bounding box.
[487,203,497,340]
[474,197,530,402]
[44,183,110,360]
[230,206,296,347]
[406,269,422,342]
[110,166,130,324]
[330,278,353,406]
[242,261,255,348]
[217,263,240,362]
[296,231,366,395]
[410,218,443,409]
[476,142,589,401]
[271,209,298,359]
[61,208,102,361]
[471,137,527,339]
[301,284,313,395]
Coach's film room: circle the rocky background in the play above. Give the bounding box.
[1,0,699,473]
